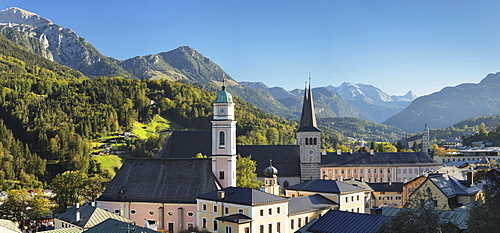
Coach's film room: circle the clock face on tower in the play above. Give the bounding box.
[219,107,226,115]
[308,149,315,156]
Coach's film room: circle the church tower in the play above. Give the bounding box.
[297,80,321,182]
[422,123,430,154]
[212,83,237,187]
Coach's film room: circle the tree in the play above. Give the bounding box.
[0,189,49,231]
[236,155,262,189]
[467,170,500,233]
[377,192,458,233]
[51,170,88,213]
[412,141,420,152]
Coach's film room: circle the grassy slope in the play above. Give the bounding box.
[94,114,183,177]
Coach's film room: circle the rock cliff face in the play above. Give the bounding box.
[0,7,132,78]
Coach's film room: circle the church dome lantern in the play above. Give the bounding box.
[214,86,233,103]
[263,160,278,178]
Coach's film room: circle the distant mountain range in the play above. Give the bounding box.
[5,7,500,133]
[384,72,500,133]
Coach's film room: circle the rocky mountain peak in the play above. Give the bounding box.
[0,7,52,27]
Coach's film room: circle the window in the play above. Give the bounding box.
[188,223,194,229]
[342,169,345,174]
[305,216,309,224]
[260,225,264,233]
[314,137,317,145]
[219,131,225,146]
[148,210,155,215]
[213,220,218,231]
[260,209,264,216]
[225,226,232,233]
[202,204,207,211]
[277,207,281,214]
[345,197,348,203]
[268,223,272,233]
[238,209,244,214]
[353,169,357,174]
[277,222,281,233]
[130,209,136,214]
[298,218,302,228]
[244,227,250,233]
[167,211,174,216]
[351,196,354,202]
[187,211,194,217]
[202,218,207,229]
[283,181,290,188]
[291,219,294,229]
[219,171,225,179]
[213,205,218,213]
[357,207,360,213]
[380,169,383,173]
[368,169,371,173]
[388,169,391,173]
[268,208,272,215]
[396,196,402,200]
[305,138,309,145]
[357,195,360,201]
[225,207,229,215]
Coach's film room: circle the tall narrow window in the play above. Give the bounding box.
[314,138,317,145]
[277,222,281,233]
[219,171,225,179]
[291,219,294,230]
[202,218,207,229]
[305,138,309,145]
[268,223,272,233]
[219,131,225,147]
[213,220,218,231]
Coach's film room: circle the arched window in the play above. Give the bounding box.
[305,138,309,145]
[313,138,317,145]
[283,180,290,188]
[219,131,225,147]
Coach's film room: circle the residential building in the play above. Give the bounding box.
[403,173,481,210]
[435,147,500,164]
[195,187,336,233]
[284,179,368,213]
[367,182,404,208]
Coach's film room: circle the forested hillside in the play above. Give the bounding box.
[0,34,300,191]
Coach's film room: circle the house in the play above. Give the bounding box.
[434,147,500,165]
[97,158,221,232]
[195,187,337,233]
[0,219,22,233]
[53,203,133,231]
[366,182,404,208]
[296,209,389,233]
[403,173,481,210]
[284,179,369,213]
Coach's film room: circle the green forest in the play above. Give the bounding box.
[0,34,299,191]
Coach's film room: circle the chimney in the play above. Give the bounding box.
[466,171,474,186]
[336,149,342,155]
[91,202,95,207]
[349,149,353,154]
[360,177,364,182]
[76,211,80,222]
[339,176,343,182]
[369,149,375,155]
[218,191,225,200]
[76,203,80,209]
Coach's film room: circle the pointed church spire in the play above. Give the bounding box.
[298,77,319,132]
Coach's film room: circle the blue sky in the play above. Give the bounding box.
[2,0,500,96]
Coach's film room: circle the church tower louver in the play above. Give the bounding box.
[211,83,237,188]
[297,80,321,182]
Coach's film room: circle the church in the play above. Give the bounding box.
[157,82,322,187]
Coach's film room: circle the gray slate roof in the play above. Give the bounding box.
[425,173,480,198]
[341,179,374,192]
[157,130,302,177]
[196,187,288,206]
[321,152,440,167]
[286,179,366,194]
[366,182,404,192]
[379,207,469,229]
[288,194,338,215]
[54,205,133,229]
[215,214,252,224]
[97,158,221,204]
[303,209,389,233]
[85,218,159,233]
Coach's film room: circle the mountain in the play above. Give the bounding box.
[325,83,416,123]
[383,72,500,133]
[0,7,133,78]
[239,82,374,121]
